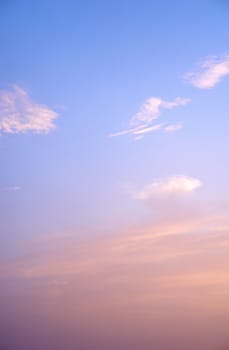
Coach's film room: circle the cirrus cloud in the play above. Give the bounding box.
[109,96,190,140]
[0,85,59,135]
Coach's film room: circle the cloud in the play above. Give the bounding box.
[3,186,21,191]
[133,175,202,200]
[109,123,163,138]
[163,123,183,133]
[185,54,229,89]
[0,85,59,134]
[109,97,190,139]
[2,212,228,282]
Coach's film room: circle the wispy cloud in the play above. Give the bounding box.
[163,123,183,133]
[133,175,202,200]
[3,186,21,191]
[185,54,229,89]
[0,85,59,134]
[109,97,190,139]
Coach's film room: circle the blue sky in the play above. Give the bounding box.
[1,0,229,241]
[1,1,229,349]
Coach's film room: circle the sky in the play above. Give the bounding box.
[0,0,229,349]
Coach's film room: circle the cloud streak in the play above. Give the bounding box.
[163,123,183,133]
[185,54,229,89]
[109,97,190,139]
[0,85,59,134]
[3,186,21,191]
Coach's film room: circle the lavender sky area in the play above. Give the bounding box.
[1,1,229,349]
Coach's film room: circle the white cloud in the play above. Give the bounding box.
[109,96,190,140]
[0,85,59,134]
[185,54,229,89]
[134,175,202,200]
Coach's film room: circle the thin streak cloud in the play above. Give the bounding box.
[0,85,59,134]
[185,54,229,89]
[109,96,190,140]
[3,186,21,191]
[163,123,183,133]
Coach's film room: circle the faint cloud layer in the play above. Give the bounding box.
[109,96,190,139]
[163,123,183,133]
[0,85,58,134]
[1,211,229,350]
[133,175,202,200]
[185,54,229,89]
[3,186,21,191]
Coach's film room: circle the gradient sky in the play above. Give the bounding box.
[1,1,229,349]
